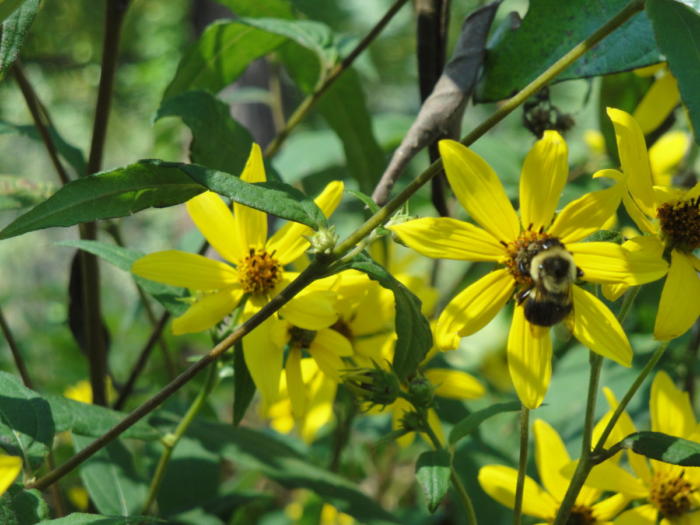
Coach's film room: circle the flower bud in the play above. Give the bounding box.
[343,365,401,408]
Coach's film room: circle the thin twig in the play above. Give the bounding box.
[13,63,71,184]
[264,0,410,157]
[0,308,33,389]
[82,0,131,406]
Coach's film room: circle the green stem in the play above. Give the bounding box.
[332,0,645,258]
[0,307,33,389]
[424,422,477,525]
[264,0,410,157]
[552,352,602,524]
[513,406,529,525]
[142,362,218,515]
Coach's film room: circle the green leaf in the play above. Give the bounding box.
[213,0,295,18]
[0,161,203,240]
[187,421,398,524]
[163,20,286,100]
[0,372,54,468]
[646,0,700,144]
[476,0,662,102]
[415,450,451,513]
[0,175,55,211]
[0,0,39,74]
[620,431,700,466]
[0,120,86,177]
[73,435,148,517]
[0,486,49,525]
[233,342,256,426]
[45,394,161,441]
[281,43,385,193]
[58,240,188,315]
[448,401,521,446]
[156,90,254,175]
[0,0,23,26]
[173,161,327,229]
[346,189,380,214]
[37,514,159,524]
[339,253,432,381]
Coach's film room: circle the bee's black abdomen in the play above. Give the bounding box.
[523,298,572,327]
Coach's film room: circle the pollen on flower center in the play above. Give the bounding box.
[657,196,700,253]
[503,230,556,285]
[288,326,316,348]
[649,470,694,518]
[238,248,282,295]
[565,504,596,525]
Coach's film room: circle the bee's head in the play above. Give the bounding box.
[530,247,578,294]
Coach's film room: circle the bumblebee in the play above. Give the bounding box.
[516,239,582,327]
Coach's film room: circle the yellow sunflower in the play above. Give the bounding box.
[479,419,628,524]
[389,132,667,408]
[605,108,700,340]
[585,372,700,524]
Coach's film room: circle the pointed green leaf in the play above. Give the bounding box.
[0,0,39,74]
[156,90,254,175]
[476,0,661,102]
[646,0,700,143]
[448,401,521,446]
[0,0,23,26]
[0,372,54,468]
[620,431,700,467]
[415,450,451,513]
[0,161,203,240]
[212,0,295,18]
[37,513,159,524]
[0,486,49,524]
[73,435,148,517]
[337,253,432,381]
[233,342,256,426]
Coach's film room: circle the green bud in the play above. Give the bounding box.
[406,375,435,409]
[343,365,401,408]
[308,225,338,255]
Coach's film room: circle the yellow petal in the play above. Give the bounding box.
[280,289,338,330]
[649,131,689,184]
[533,419,570,503]
[0,455,22,496]
[568,241,667,285]
[186,191,244,262]
[132,250,240,290]
[601,282,629,302]
[439,139,519,243]
[302,372,337,443]
[651,370,696,437]
[615,505,658,525]
[425,369,485,399]
[171,288,242,334]
[477,465,557,520]
[286,348,308,419]
[571,285,632,366]
[591,493,631,521]
[654,251,700,341]
[267,180,344,265]
[507,305,552,409]
[548,186,623,244]
[606,107,656,216]
[243,316,285,405]
[388,218,505,262]
[622,193,657,235]
[308,339,346,381]
[585,460,648,498]
[314,328,353,357]
[234,143,267,250]
[633,72,681,136]
[435,269,514,350]
[519,130,568,231]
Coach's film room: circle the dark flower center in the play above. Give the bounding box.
[288,326,316,348]
[650,470,694,518]
[238,248,282,295]
[504,231,559,286]
[657,196,700,253]
[565,504,596,525]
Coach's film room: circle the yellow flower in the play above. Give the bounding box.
[0,454,22,496]
[584,372,700,524]
[266,358,338,443]
[606,108,700,340]
[389,133,666,408]
[478,419,628,524]
[63,378,116,405]
[132,144,344,402]
[633,66,681,137]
